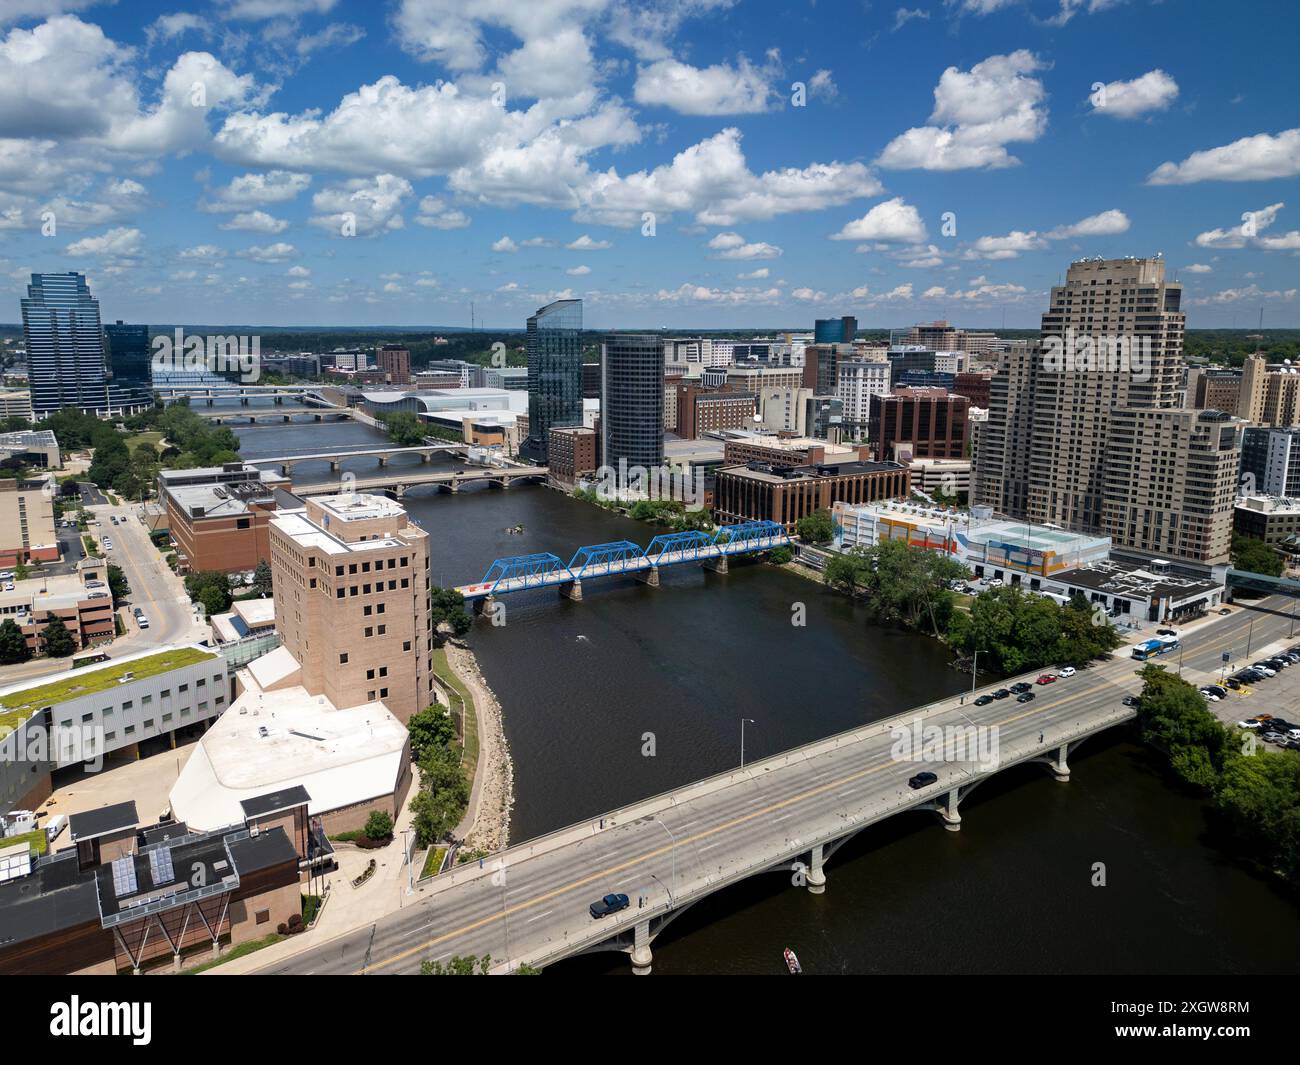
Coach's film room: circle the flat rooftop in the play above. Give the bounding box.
[0,646,218,737]
[271,505,406,556]
[719,459,904,484]
[1053,559,1222,601]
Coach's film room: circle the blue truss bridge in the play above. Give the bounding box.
[455,521,790,603]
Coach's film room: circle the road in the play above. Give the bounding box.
[249,595,1299,976]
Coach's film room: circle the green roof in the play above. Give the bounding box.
[0,647,217,739]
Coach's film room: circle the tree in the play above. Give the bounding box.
[363,810,394,841]
[767,545,794,564]
[380,411,430,447]
[106,564,129,603]
[430,587,472,642]
[185,571,232,615]
[252,559,274,596]
[0,618,30,664]
[420,954,492,975]
[795,509,834,545]
[950,586,1069,675]
[40,615,75,658]
[823,549,871,598]
[848,538,967,638]
[1231,534,1283,578]
[408,704,458,762]
[1135,665,1231,790]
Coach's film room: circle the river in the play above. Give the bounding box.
[234,413,1300,975]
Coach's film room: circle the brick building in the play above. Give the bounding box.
[159,464,289,574]
[548,425,599,487]
[868,386,970,461]
[713,459,910,532]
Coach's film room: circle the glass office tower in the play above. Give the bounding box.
[601,333,664,479]
[522,298,584,463]
[814,316,857,345]
[104,320,154,403]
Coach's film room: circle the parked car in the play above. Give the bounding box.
[1236,719,1262,730]
[1262,731,1287,745]
[589,893,630,919]
[1122,695,1141,707]
[1016,692,1036,704]
[973,695,994,707]
[1058,666,1077,678]
[1251,663,1277,677]
[991,688,1011,700]
[1036,674,1057,685]
[1157,628,1178,637]
[1218,608,1231,615]
[1204,685,1228,698]
[1009,682,1032,694]
[1199,688,1221,702]
[908,771,938,790]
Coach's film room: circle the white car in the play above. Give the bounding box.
[1236,720,1262,730]
[1199,689,1221,702]
[1058,666,1077,678]
[1252,664,1277,677]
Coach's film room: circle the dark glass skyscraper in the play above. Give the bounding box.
[601,334,664,478]
[522,298,584,463]
[104,320,153,399]
[814,316,857,345]
[21,272,148,418]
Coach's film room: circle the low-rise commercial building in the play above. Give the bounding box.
[714,459,909,532]
[159,463,289,574]
[0,389,33,421]
[0,573,115,656]
[548,425,598,488]
[0,475,58,566]
[0,430,60,468]
[1234,494,1300,546]
[720,432,870,468]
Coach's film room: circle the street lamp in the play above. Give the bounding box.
[653,818,677,905]
[740,718,755,768]
[970,649,981,699]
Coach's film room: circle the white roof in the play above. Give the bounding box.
[169,685,408,830]
[233,598,275,627]
[244,644,301,690]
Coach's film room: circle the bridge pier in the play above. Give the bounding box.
[636,565,660,587]
[282,414,291,423]
[630,920,653,975]
[274,396,283,405]
[472,595,495,616]
[315,414,323,422]
[329,459,340,473]
[1046,743,1070,782]
[807,843,826,894]
[702,555,729,574]
[240,397,249,406]
[560,579,583,601]
[938,788,962,831]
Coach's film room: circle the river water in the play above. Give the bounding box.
[234,414,1300,975]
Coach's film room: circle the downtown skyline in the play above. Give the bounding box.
[0,0,1295,329]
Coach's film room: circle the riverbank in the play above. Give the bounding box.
[442,639,515,853]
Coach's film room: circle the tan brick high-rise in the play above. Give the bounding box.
[269,493,431,722]
[975,256,1241,567]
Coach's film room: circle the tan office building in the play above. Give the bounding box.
[0,476,58,567]
[268,493,432,723]
[974,256,1239,567]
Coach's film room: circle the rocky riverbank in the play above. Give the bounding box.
[444,639,515,852]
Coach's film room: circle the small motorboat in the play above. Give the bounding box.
[783,947,802,974]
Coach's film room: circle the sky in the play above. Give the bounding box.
[0,0,1297,330]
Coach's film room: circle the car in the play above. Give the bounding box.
[136,617,149,629]
[908,771,938,789]
[1157,628,1178,637]
[1218,607,1231,615]
[1205,685,1228,698]
[1009,682,1032,694]
[1057,666,1077,678]
[973,695,994,707]
[88,591,109,600]
[1236,719,1262,730]
[1238,669,1265,682]
[589,893,630,919]
[1016,691,1036,703]
[1251,664,1277,677]
[1036,674,1057,685]
[1287,728,1300,740]
[1199,689,1221,702]
[991,688,1011,700]
[988,578,1004,587]
[110,516,118,525]
[1261,731,1287,745]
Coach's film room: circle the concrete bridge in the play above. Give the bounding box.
[156,384,326,402]
[260,654,1140,976]
[455,523,790,604]
[291,464,548,498]
[246,443,468,477]
[193,407,356,425]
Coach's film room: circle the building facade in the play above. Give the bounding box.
[375,344,412,385]
[601,333,664,476]
[713,459,909,532]
[159,464,286,574]
[0,476,58,566]
[547,425,598,487]
[868,387,970,461]
[521,299,584,462]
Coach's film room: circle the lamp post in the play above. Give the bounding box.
[740,718,755,768]
[653,818,677,905]
[970,649,981,699]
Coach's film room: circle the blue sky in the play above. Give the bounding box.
[0,0,1298,329]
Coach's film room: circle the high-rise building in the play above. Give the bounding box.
[375,344,412,385]
[268,493,431,723]
[22,272,147,418]
[1240,426,1300,497]
[601,334,664,476]
[103,320,153,401]
[814,316,857,345]
[974,255,1240,567]
[521,299,584,462]
[903,320,998,354]
[837,360,890,439]
[869,386,970,461]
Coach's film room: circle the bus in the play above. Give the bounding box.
[1132,634,1178,661]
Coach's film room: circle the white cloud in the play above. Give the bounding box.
[1189,283,1298,306]
[635,55,775,115]
[566,264,591,275]
[65,225,142,258]
[893,7,929,30]
[492,235,518,253]
[238,242,297,262]
[219,209,288,233]
[203,170,311,211]
[309,173,411,236]
[964,230,1048,260]
[1090,70,1178,119]
[1148,129,1300,185]
[830,197,927,244]
[566,233,612,250]
[706,231,783,260]
[179,243,225,260]
[414,195,470,229]
[287,264,310,277]
[1183,263,1212,273]
[807,69,836,100]
[877,50,1047,171]
[1195,202,1298,250]
[1045,208,1130,239]
[219,0,339,19]
[737,267,769,279]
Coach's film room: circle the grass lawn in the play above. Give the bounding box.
[432,647,478,780]
[126,431,163,454]
[181,933,284,974]
[420,846,447,879]
[1,828,47,857]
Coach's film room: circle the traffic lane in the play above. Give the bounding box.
[1181,600,1299,674]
